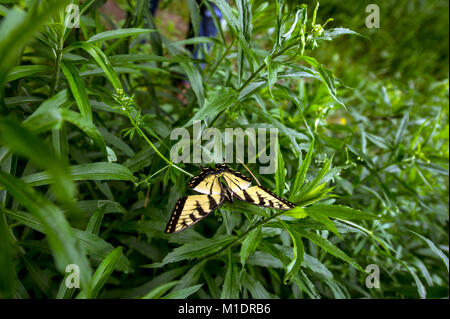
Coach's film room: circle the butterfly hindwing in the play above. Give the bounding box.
[165,194,225,233]
[233,185,295,210]
[188,167,222,195]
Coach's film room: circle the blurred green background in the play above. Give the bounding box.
[0,0,448,299]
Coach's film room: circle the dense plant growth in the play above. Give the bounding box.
[0,0,448,299]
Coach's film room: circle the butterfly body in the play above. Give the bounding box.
[165,163,295,233]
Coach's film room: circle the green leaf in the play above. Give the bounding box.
[56,273,76,299]
[161,284,203,299]
[0,213,16,298]
[281,223,304,283]
[247,104,303,154]
[0,173,92,291]
[171,37,221,47]
[4,162,137,190]
[212,0,251,61]
[6,65,52,82]
[86,246,123,299]
[2,209,130,273]
[5,96,44,108]
[60,109,107,156]
[0,4,9,16]
[275,140,285,196]
[220,249,240,299]
[409,230,449,272]
[294,155,332,201]
[306,209,341,238]
[246,251,284,269]
[99,127,135,157]
[293,270,321,299]
[160,235,236,266]
[86,206,106,235]
[73,200,126,215]
[184,87,238,127]
[87,28,155,42]
[240,226,262,265]
[264,56,278,99]
[180,62,204,108]
[283,206,307,219]
[25,89,71,124]
[186,0,200,37]
[0,118,75,202]
[236,0,252,87]
[203,270,220,299]
[289,139,314,201]
[21,107,62,134]
[242,273,272,299]
[282,7,304,40]
[365,132,390,150]
[109,54,192,64]
[403,262,427,299]
[317,28,362,41]
[173,259,206,292]
[0,1,72,90]
[394,111,409,146]
[65,41,122,90]
[141,281,179,299]
[300,56,345,107]
[297,229,363,271]
[60,61,92,122]
[303,253,333,280]
[304,205,379,221]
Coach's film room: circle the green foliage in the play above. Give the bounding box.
[0,0,448,300]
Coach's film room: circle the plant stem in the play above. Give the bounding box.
[206,38,236,83]
[237,43,297,93]
[237,63,266,93]
[203,43,300,125]
[50,39,64,95]
[137,164,170,187]
[128,115,193,177]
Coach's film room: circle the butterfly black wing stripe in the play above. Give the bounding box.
[188,167,222,195]
[195,200,207,216]
[256,191,266,206]
[188,167,215,189]
[218,167,252,193]
[208,195,218,210]
[227,176,244,190]
[165,194,225,233]
[241,189,254,203]
[259,185,295,208]
[233,185,295,210]
[166,197,188,233]
[216,164,251,182]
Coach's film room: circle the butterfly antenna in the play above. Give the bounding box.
[238,159,261,186]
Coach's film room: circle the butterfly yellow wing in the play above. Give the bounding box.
[216,164,252,193]
[166,164,294,234]
[233,185,295,210]
[188,167,222,195]
[165,194,225,233]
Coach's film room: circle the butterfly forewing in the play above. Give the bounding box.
[165,194,224,233]
[217,165,252,193]
[233,185,295,210]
